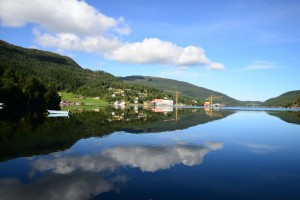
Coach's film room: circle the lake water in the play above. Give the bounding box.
[0,107,300,200]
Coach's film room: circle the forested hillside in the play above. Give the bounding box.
[0,66,61,110]
[0,40,121,96]
[263,90,300,107]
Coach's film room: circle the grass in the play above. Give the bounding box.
[59,91,109,111]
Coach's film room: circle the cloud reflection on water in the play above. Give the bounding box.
[0,173,126,200]
[0,141,223,200]
[31,142,224,173]
[236,142,284,153]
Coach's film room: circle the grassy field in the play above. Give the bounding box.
[59,92,109,111]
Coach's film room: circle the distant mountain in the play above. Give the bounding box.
[263,90,300,107]
[122,76,259,106]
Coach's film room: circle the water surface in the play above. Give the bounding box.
[0,107,300,200]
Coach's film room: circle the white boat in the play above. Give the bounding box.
[47,113,69,118]
[47,110,70,114]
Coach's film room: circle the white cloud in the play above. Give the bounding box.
[0,0,127,53]
[207,62,225,70]
[105,38,224,70]
[34,31,121,52]
[0,0,224,70]
[0,0,127,36]
[238,60,279,71]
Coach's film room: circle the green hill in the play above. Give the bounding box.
[0,40,122,97]
[122,76,258,106]
[263,90,300,107]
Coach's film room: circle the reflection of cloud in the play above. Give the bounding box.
[0,173,126,200]
[31,154,119,174]
[237,142,284,153]
[103,142,223,172]
[0,142,223,199]
[32,142,223,174]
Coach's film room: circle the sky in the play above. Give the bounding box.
[0,0,299,101]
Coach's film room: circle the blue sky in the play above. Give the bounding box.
[0,0,299,101]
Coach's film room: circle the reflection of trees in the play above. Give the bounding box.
[267,111,300,125]
[0,108,165,162]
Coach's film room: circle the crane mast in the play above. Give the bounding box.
[164,90,180,106]
[205,95,223,106]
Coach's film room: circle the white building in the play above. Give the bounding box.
[151,99,173,107]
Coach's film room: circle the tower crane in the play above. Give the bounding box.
[205,95,223,106]
[164,90,180,106]
[164,90,180,121]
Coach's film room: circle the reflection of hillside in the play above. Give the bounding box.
[122,108,234,133]
[0,108,232,162]
[267,111,300,125]
[0,108,164,162]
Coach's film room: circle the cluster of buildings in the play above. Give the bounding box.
[60,100,80,107]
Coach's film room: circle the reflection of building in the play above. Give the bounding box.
[151,99,173,107]
[114,100,126,108]
[152,107,173,113]
[151,99,174,113]
[204,108,223,117]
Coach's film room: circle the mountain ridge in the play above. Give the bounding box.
[122,75,261,106]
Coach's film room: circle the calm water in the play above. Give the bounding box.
[0,107,300,200]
